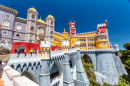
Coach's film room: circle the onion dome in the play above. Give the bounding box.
[47,14,54,18]
[38,17,45,23]
[28,7,37,12]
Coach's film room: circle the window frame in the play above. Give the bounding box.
[3,20,10,27]
[2,30,8,35]
[16,24,22,30]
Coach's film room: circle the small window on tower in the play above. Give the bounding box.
[32,15,35,19]
[51,21,53,25]
[72,31,74,33]
[16,33,20,37]
[31,26,34,31]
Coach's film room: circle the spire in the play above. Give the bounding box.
[64,28,65,32]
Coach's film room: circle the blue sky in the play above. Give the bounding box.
[0,0,130,50]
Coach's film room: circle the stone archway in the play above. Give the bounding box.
[16,45,26,53]
[69,56,76,80]
[21,71,37,84]
[83,54,92,63]
[50,61,63,86]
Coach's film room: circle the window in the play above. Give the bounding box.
[16,33,20,37]
[55,35,56,38]
[3,30,8,35]
[72,31,74,33]
[6,15,9,18]
[39,28,44,33]
[65,35,66,37]
[50,31,53,35]
[72,40,74,43]
[102,42,106,46]
[32,15,35,19]
[30,34,33,37]
[17,24,21,30]
[51,21,53,25]
[31,27,34,31]
[4,20,9,27]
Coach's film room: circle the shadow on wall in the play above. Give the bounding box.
[83,54,92,63]
[21,71,38,84]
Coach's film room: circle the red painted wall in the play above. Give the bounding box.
[11,42,62,54]
[11,42,40,54]
[98,27,106,33]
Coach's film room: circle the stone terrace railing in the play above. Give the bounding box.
[51,50,64,58]
[81,48,117,53]
[7,54,41,68]
[69,48,77,54]
[1,65,39,86]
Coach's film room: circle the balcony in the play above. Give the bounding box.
[96,33,107,37]
[96,39,107,42]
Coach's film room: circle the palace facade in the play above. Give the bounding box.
[0,5,55,44]
[0,5,111,49]
[54,20,111,49]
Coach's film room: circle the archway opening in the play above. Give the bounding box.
[83,54,92,63]
[50,61,63,86]
[50,63,59,80]
[16,45,26,53]
[69,59,72,68]
[21,71,37,84]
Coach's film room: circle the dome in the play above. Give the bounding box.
[47,14,54,18]
[38,18,45,23]
[28,7,37,11]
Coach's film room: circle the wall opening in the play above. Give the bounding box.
[21,71,37,84]
[83,54,92,63]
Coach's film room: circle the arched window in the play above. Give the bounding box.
[17,24,21,30]
[30,26,34,31]
[39,27,45,34]
[32,15,35,19]
[50,31,53,35]
[4,20,9,27]
[51,21,53,25]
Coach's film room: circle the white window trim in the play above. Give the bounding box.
[3,19,10,28]
[2,30,8,35]
[16,24,22,30]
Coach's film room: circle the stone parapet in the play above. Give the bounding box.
[2,65,39,86]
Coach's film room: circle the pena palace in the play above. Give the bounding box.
[0,5,112,53]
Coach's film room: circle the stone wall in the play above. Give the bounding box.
[1,65,39,86]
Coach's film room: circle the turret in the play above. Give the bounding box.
[68,21,76,35]
[62,40,69,53]
[74,40,80,50]
[45,15,55,44]
[26,7,38,42]
[114,44,119,51]
[40,41,51,59]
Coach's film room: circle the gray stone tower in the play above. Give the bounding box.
[26,7,38,42]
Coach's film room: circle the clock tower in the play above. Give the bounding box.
[68,21,76,35]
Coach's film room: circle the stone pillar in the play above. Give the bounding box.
[40,41,51,86]
[74,41,89,86]
[62,40,74,86]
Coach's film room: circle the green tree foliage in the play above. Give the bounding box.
[120,42,130,75]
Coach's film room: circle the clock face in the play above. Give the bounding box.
[102,42,106,46]
[71,25,74,27]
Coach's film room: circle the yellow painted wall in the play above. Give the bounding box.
[62,33,70,40]
[70,37,77,47]
[96,41,108,49]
